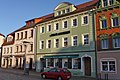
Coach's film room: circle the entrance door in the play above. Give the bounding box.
[29,58,33,70]
[84,57,91,76]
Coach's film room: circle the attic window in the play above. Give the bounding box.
[66,8,70,13]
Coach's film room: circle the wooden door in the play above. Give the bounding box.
[84,57,91,76]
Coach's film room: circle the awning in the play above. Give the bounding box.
[43,54,79,58]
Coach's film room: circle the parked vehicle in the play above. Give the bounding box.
[41,67,71,80]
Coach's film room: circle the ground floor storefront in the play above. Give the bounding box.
[36,52,96,77]
[1,54,35,70]
[97,50,120,79]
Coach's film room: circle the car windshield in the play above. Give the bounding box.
[63,69,70,73]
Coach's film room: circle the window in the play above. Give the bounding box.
[62,10,65,14]
[58,11,61,15]
[83,34,89,45]
[101,60,116,72]
[40,41,44,49]
[101,19,107,29]
[17,33,19,40]
[47,58,54,67]
[16,46,19,52]
[109,0,114,5]
[103,0,108,7]
[30,44,33,51]
[7,48,9,53]
[72,18,77,27]
[112,17,119,27]
[40,27,44,33]
[63,37,68,47]
[82,15,88,25]
[10,47,12,53]
[63,59,68,68]
[55,39,59,48]
[63,21,68,28]
[47,40,51,48]
[21,32,23,39]
[66,8,70,13]
[30,30,33,37]
[72,36,78,46]
[72,58,81,69]
[25,31,27,39]
[101,39,109,49]
[47,25,51,32]
[113,37,120,48]
[20,45,22,52]
[54,23,59,30]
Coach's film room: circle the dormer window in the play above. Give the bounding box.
[58,11,61,16]
[66,8,70,13]
[102,0,114,7]
[7,35,13,42]
[62,10,65,14]
[54,2,76,17]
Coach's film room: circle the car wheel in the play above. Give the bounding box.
[42,74,46,79]
[57,76,62,80]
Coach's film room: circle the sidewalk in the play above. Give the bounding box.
[0,68,98,80]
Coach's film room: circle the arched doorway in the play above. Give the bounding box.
[83,57,91,76]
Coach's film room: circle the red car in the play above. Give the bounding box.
[41,68,71,80]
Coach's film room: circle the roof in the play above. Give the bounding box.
[2,32,15,46]
[0,33,5,37]
[36,0,98,25]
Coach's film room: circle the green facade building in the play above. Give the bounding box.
[36,1,97,77]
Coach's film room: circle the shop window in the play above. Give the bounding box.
[73,58,81,69]
[101,60,116,72]
[47,58,54,68]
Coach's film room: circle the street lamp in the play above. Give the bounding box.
[22,41,30,74]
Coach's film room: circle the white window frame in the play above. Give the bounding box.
[40,26,44,33]
[46,40,51,49]
[100,58,116,72]
[54,22,59,31]
[62,37,68,47]
[81,14,89,25]
[71,35,78,46]
[54,39,59,48]
[47,24,52,32]
[62,20,68,29]
[71,17,78,27]
[82,33,89,45]
[39,40,44,49]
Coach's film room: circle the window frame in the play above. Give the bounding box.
[39,40,44,49]
[72,35,78,46]
[100,59,116,72]
[81,15,89,25]
[82,34,89,45]
[71,17,78,27]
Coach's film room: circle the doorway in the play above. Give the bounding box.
[83,57,91,76]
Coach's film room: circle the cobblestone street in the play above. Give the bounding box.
[0,68,98,80]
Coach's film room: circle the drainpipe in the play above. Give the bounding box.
[92,9,98,78]
[33,26,37,71]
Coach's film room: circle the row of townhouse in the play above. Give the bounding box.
[1,0,120,79]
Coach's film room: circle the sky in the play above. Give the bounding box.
[0,0,90,36]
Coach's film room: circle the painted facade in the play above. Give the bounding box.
[0,33,5,67]
[96,0,120,79]
[2,32,14,68]
[36,1,98,77]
